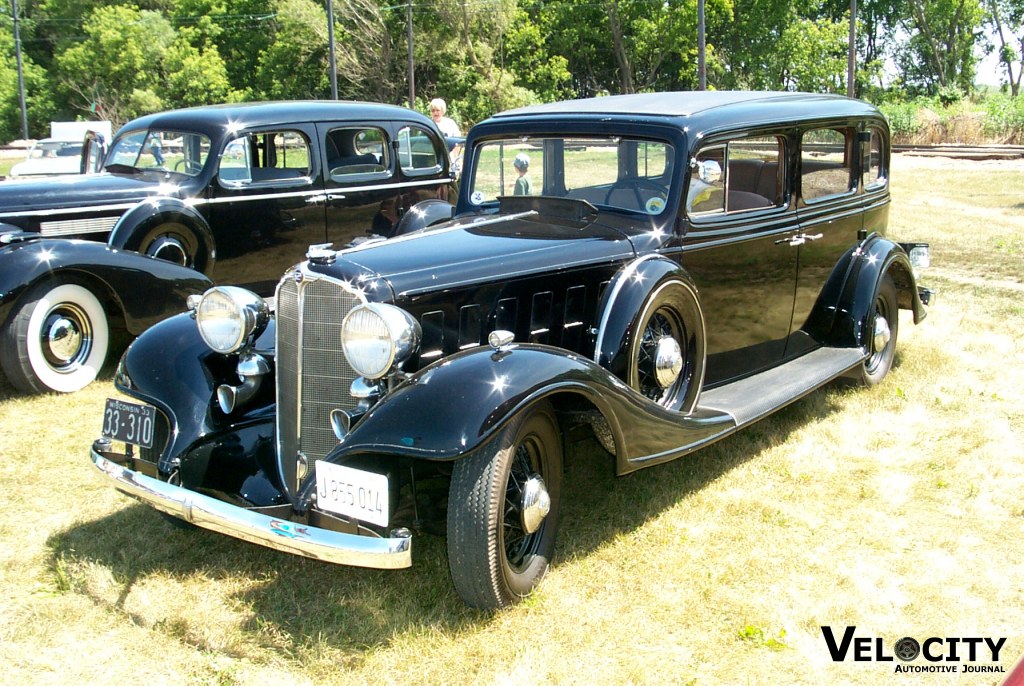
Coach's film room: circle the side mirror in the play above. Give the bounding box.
[80,131,107,174]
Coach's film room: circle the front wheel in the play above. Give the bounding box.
[1,280,110,394]
[447,401,563,609]
[849,274,899,386]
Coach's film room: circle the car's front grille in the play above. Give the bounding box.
[275,269,364,497]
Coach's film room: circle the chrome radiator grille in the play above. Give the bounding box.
[276,270,363,495]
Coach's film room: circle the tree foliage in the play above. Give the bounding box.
[0,0,999,139]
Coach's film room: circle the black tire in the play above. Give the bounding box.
[138,222,203,271]
[447,401,563,609]
[1,280,110,394]
[850,274,899,386]
[626,279,702,412]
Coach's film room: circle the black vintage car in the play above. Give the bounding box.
[91,92,933,609]
[0,101,456,393]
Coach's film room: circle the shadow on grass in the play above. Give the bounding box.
[46,383,852,655]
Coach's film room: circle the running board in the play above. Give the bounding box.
[697,347,866,428]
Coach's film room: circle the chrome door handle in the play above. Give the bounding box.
[775,235,805,247]
[801,233,823,241]
[305,194,327,205]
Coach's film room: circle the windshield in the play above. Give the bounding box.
[467,136,674,216]
[106,129,211,176]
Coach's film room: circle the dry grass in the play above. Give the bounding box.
[1,154,1022,685]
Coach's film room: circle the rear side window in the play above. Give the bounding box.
[864,128,887,190]
[325,127,388,181]
[398,125,442,175]
[801,128,853,202]
[688,135,785,217]
[219,130,312,185]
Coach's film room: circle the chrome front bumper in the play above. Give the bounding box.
[90,445,412,570]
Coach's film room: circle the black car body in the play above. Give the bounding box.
[91,92,933,608]
[0,101,456,393]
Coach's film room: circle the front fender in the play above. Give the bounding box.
[116,312,276,477]
[0,238,211,334]
[319,344,734,476]
[107,197,215,275]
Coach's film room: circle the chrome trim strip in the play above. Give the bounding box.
[190,178,451,207]
[0,202,137,219]
[91,448,412,569]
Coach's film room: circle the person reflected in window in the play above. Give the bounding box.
[513,153,532,196]
[148,133,165,166]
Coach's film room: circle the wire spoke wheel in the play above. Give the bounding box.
[447,401,562,609]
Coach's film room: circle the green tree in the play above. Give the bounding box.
[53,5,175,126]
[985,0,1024,95]
[254,0,331,100]
[898,0,985,92]
[0,28,57,140]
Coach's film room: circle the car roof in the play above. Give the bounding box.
[120,101,435,135]
[484,91,884,132]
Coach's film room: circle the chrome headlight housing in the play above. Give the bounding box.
[195,286,270,354]
[341,303,421,380]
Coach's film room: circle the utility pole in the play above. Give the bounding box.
[847,0,857,97]
[12,0,29,140]
[697,0,706,90]
[327,0,338,99]
[406,0,415,108]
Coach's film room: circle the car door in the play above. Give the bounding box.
[207,124,327,295]
[680,132,799,385]
[788,125,865,358]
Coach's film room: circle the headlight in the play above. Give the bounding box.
[341,303,420,379]
[195,286,269,354]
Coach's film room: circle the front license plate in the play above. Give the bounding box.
[315,461,389,527]
[101,398,156,449]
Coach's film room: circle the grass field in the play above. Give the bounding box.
[1,155,1022,685]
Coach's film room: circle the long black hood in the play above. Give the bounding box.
[0,171,183,215]
[322,207,638,300]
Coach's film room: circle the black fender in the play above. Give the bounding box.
[0,238,211,336]
[815,234,923,350]
[116,312,277,480]
[592,254,707,413]
[107,197,215,275]
[311,344,734,481]
[393,198,455,236]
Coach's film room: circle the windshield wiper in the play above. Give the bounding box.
[104,163,142,174]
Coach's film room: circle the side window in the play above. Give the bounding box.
[218,129,311,186]
[864,128,887,190]
[688,135,784,217]
[801,128,853,202]
[397,125,442,175]
[325,127,389,181]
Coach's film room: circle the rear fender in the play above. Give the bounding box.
[310,344,734,480]
[0,239,211,335]
[108,198,215,275]
[826,234,923,349]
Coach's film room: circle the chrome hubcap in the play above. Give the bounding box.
[520,474,551,534]
[873,314,891,353]
[41,305,91,371]
[148,236,189,266]
[654,336,683,388]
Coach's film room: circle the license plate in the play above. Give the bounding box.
[315,461,389,527]
[101,398,157,449]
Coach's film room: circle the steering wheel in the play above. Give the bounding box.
[603,178,668,211]
[174,159,203,174]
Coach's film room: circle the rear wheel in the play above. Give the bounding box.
[138,222,203,271]
[849,275,899,386]
[447,401,562,609]
[1,280,110,394]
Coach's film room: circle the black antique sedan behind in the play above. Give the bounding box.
[90,91,933,609]
[0,101,456,393]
